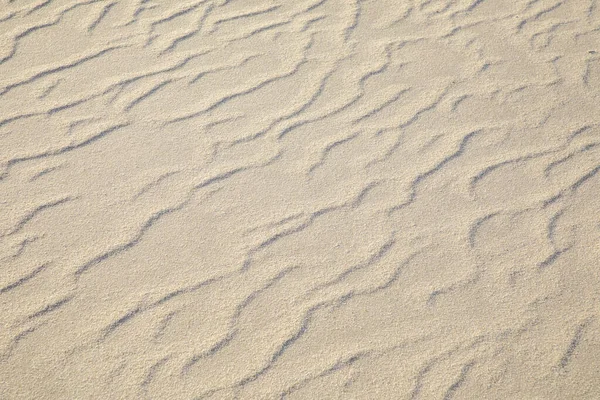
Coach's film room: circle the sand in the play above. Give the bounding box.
[1,0,599,398]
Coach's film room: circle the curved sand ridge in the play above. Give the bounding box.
[1,0,600,398]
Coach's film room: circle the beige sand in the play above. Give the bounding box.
[1,0,600,398]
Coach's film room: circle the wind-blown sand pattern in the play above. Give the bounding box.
[1,0,600,398]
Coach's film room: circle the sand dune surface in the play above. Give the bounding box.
[1,0,600,399]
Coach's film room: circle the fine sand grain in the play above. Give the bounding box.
[1,0,600,399]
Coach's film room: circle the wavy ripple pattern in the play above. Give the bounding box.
[1,0,600,398]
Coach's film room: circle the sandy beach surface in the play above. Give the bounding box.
[1,0,600,398]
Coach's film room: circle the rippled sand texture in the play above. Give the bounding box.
[1,0,600,398]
